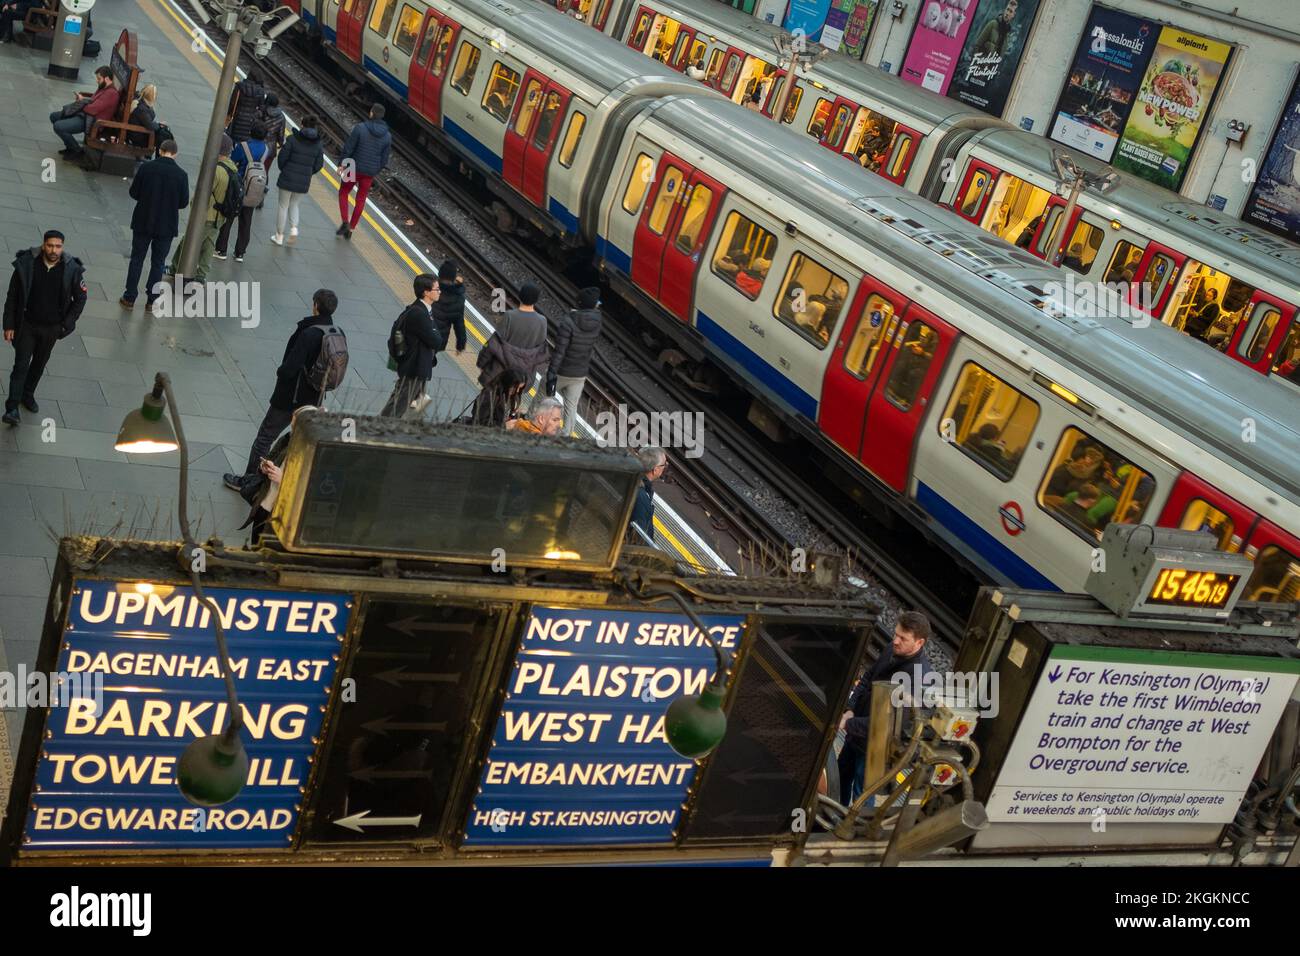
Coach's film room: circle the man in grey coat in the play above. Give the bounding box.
[476,280,549,415]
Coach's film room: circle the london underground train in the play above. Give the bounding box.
[288,0,1300,601]
[533,0,1300,385]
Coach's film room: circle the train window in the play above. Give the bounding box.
[646,166,685,235]
[1237,301,1282,362]
[807,98,832,139]
[532,91,563,149]
[1165,264,1255,348]
[367,0,396,37]
[414,16,437,65]
[683,38,707,72]
[1060,218,1104,275]
[1244,545,1300,602]
[1037,427,1155,543]
[431,25,455,74]
[481,62,521,123]
[670,30,691,67]
[842,295,896,380]
[514,78,543,135]
[772,254,847,349]
[1033,206,1066,259]
[450,42,481,95]
[883,322,937,411]
[1102,240,1144,284]
[1141,252,1178,308]
[557,111,585,167]
[1178,499,1238,552]
[886,132,915,180]
[622,153,654,214]
[1273,320,1300,381]
[673,184,715,255]
[958,169,992,219]
[940,363,1040,482]
[706,50,724,85]
[711,211,777,301]
[984,173,1051,245]
[767,78,802,124]
[593,0,613,30]
[826,105,852,149]
[630,12,651,50]
[393,5,422,54]
[720,54,741,94]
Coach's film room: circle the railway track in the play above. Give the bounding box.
[224,28,971,654]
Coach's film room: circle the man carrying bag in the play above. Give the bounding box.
[381,273,445,418]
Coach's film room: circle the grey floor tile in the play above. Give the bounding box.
[0,450,86,490]
[0,556,52,597]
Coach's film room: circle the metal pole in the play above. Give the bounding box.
[1051,176,1085,268]
[770,50,797,125]
[178,16,245,279]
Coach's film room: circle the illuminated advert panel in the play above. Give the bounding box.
[20,580,350,852]
[462,607,745,847]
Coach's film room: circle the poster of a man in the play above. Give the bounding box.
[948,0,1040,116]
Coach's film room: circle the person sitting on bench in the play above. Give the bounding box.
[50,66,119,161]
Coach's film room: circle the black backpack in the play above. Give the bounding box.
[214,159,243,220]
[386,312,409,370]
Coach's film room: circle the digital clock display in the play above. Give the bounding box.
[1145,568,1241,610]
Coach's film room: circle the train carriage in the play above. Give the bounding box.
[593,98,1300,600]
[318,0,706,236]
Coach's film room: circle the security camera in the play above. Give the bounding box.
[266,12,300,40]
[185,0,212,24]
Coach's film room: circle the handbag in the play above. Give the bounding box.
[60,100,87,119]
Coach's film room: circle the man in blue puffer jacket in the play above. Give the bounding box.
[337,103,392,239]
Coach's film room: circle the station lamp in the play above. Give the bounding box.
[117,372,249,806]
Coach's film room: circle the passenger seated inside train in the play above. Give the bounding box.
[1040,430,1153,541]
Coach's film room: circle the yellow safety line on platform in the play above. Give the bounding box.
[149,0,710,571]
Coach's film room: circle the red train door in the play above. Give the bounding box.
[422,18,458,125]
[627,6,653,50]
[337,0,370,63]
[819,97,858,154]
[952,159,999,223]
[878,123,921,185]
[521,84,571,206]
[717,48,745,97]
[1029,194,1084,264]
[1240,521,1300,602]
[407,11,438,115]
[1127,240,1185,321]
[631,153,725,321]
[670,25,697,71]
[502,69,547,196]
[819,277,909,456]
[1227,290,1295,374]
[761,69,787,117]
[857,305,957,492]
[1155,472,1258,553]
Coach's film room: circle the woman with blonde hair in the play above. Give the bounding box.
[127,83,159,152]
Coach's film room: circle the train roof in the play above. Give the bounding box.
[969,127,1300,275]
[648,96,1300,503]
[441,0,705,93]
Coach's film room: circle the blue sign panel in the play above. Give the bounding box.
[463,607,745,846]
[23,580,349,850]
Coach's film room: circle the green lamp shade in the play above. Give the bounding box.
[177,732,249,807]
[664,683,728,758]
[115,391,177,453]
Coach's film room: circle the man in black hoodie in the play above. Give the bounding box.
[381,273,446,418]
[434,258,467,358]
[223,288,340,492]
[3,230,87,426]
[547,286,602,434]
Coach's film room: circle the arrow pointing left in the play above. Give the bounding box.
[333,810,423,833]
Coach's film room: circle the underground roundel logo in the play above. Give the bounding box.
[999,501,1025,536]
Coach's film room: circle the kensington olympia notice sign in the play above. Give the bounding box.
[987,645,1300,825]
[22,580,350,851]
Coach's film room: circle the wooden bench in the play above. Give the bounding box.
[83,30,155,173]
[19,0,58,51]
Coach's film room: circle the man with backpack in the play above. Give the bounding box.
[223,288,348,494]
[381,273,446,419]
[169,139,240,282]
[214,121,269,263]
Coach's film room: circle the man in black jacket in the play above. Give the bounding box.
[381,273,446,418]
[226,71,267,143]
[3,230,87,426]
[836,610,935,806]
[547,286,602,435]
[120,140,188,312]
[434,259,467,357]
[223,288,340,492]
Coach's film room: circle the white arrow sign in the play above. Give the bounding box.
[333,810,423,833]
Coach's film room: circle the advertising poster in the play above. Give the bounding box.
[987,645,1300,827]
[1113,26,1233,190]
[1241,71,1300,243]
[463,607,746,846]
[783,0,833,43]
[21,580,350,851]
[901,0,979,95]
[821,0,878,59]
[948,0,1041,116]
[1049,5,1157,162]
